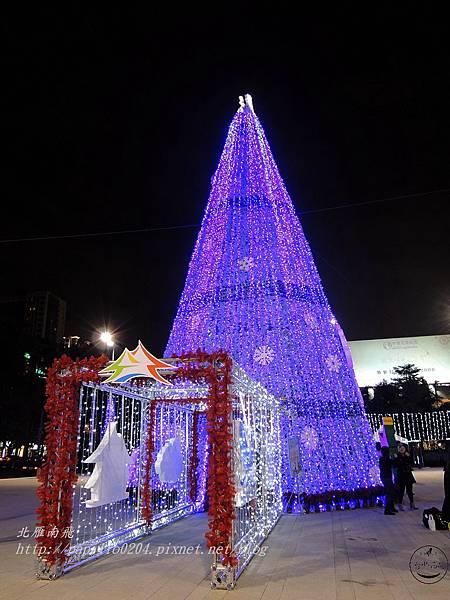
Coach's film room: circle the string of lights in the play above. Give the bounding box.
[165,97,381,500]
[367,412,450,442]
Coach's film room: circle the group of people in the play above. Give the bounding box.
[379,443,418,516]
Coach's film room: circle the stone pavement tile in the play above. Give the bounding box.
[0,581,51,600]
[333,526,356,599]
[405,580,450,600]
[233,552,279,598]
[22,566,125,600]
[141,563,210,598]
[367,560,415,600]
[223,583,270,600]
[344,547,395,598]
[279,574,336,600]
[77,559,198,599]
[259,580,286,600]
[282,528,336,599]
[184,578,224,600]
[185,579,228,600]
[335,579,356,600]
[367,541,415,600]
[335,512,402,600]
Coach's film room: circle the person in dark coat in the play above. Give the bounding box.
[395,443,417,510]
[442,442,450,521]
[379,446,397,515]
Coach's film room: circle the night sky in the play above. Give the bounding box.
[2,13,450,354]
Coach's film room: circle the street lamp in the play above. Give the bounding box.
[99,331,115,359]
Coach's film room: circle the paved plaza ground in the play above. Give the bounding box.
[1,469,449,599]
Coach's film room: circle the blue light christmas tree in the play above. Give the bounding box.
[166,94,380,502]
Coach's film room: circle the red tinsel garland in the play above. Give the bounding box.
[35,354,107,568]
[174,350,237,568]
[141,401,156,526]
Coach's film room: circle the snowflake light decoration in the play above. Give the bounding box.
[325,353,341,373]
[300,426,318,451]
[253,345,275,365]
[238,256,255,271]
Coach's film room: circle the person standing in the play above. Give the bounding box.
[379,446,397,515]
[395,444,417,510]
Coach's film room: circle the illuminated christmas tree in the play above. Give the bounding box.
[166,95,380,501]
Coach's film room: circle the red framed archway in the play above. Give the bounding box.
[36,350,238,572]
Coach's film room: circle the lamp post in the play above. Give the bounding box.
[99,331,115,360]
